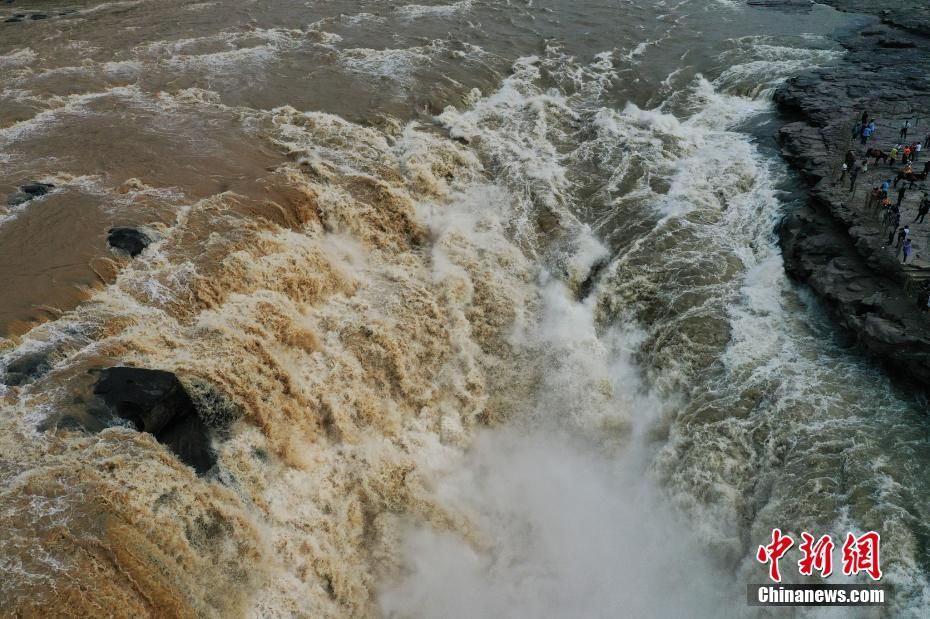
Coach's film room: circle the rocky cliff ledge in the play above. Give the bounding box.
[774,8,930,388]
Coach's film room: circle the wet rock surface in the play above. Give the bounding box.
[775,15,930,388]
[1,349,53,386]
[107,226,152,257]
[818,0,930,37]
[91,368,216,474]
[6,182,54,207]
[1,9,73,23]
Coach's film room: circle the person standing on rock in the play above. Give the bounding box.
[903,237,913,263]
[882,197,895,226]
[861,124,873,146]
[887,210,901,244]
[915,142,922,162]
[901,119,911,141]
[890,145,899,167]
[850,160,861,192]
[915,195,930,224]
[924,132,930,149]
[846,150,856,167]
[897,224,910,248]
[840,162,848,182]
[852,112,868,139]
[898,185,908,207]
[868,185,880,210]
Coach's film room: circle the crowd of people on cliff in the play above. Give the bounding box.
[840,111,930,326]
[840,111,930,265]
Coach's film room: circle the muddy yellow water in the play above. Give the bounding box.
[2,0,929,617]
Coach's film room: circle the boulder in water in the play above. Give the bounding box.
[2,349,53,386]
[92,367,215,474]
[21,182,54,196]
[7,182,54,206]
[107,226,152,257]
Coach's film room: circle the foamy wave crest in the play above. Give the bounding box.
[141,28,306,77]
[394,0,475,20]
[0,48,37,71]
[714,36,844,98]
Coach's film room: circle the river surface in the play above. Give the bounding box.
[1,0,927,617]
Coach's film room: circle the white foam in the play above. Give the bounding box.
[0,86,143,147]
[142,28,305,77]
[0,49,37,70]
[339,46,432,81]
[394,0,475,20]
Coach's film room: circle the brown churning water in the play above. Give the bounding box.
[1,0,928,617]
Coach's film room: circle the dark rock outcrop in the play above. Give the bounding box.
[107,226,152,257]
[92,368,216,474]
[7,182,54,207]
[774,18,930,388]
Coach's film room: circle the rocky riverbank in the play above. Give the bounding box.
[774,4,930,389]
[819,0,930,36]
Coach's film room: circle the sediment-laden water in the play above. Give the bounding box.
[1,0,927,616]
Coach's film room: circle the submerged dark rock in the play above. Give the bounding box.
[577,258,609,301]
[2,349,53,386]
[21,182,53,195]
[774,18,930,389]
[92,367,216,474]
[107,226,152,257]
[7,182,54,206]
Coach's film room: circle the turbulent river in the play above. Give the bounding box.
[1,0,928,616]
